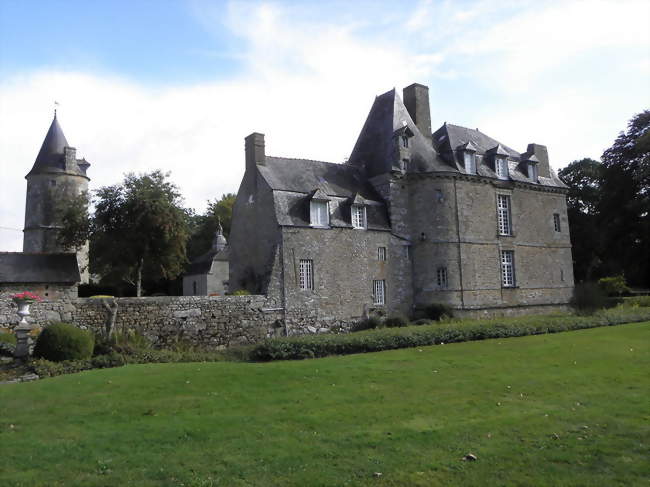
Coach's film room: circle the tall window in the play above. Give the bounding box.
[496,157,509,179]
[401,135,409,148]
[192,281,197,295]
[377,247,386,261]
[497,194,512,236]
[373,280,386,305]
[299,259,314,290]
[501,251,515,287]
[553,213,561,232]
[310,200,329,227]
[464,152,476,174]
[437,267,448,289]
[351,205,367,229]
[528,162,538,182]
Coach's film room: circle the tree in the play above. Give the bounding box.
[60,170,191,296]
[186,193,235,261]
[558,158,603,281]
[597,110,650,287]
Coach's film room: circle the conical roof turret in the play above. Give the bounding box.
[27,112,71,176]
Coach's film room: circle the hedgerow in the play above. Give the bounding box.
[249,307,650,361]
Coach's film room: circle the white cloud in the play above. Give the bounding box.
[1,0,648,251]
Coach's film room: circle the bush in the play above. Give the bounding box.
[231,289,251,296]
[0,331,16,345]
[412,318,433,326]
[571,282,608,314]
[383,314,409,328]
[351,316,382,332]
[248,306,650,361]
[33,323,94,362]
[598,276,631,296]
[623,295,650,307]
[421,303,454,321]
[31,353,126,377]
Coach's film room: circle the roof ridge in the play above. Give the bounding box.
[266,155,346,166]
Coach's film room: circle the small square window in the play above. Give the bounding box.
[299,259,314,290]
[464,152,476,174]
[352,205,366,229]
[373,280,386,305]
[377,247,386,261]
[496,158,509,179]
[553,213,561,232]
[310,200,329,227]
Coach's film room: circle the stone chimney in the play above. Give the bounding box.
[526,143,550,178]
[245,132,265,173]
[64,146,77,172]
[403,83,432,142]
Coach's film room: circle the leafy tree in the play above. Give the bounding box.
[560,111,649,288]
[59,170,190,296]
[186,193,235,261]
[55,191,91,251]
[598,110,650,286]
[558,158,603,281]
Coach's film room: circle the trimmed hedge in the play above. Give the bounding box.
[33,323,94,362]
[249,307,650,361]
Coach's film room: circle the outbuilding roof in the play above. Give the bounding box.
[0,252,81,283]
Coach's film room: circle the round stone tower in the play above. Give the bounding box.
[23,112,91,283]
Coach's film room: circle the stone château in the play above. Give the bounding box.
[229,83,574,325]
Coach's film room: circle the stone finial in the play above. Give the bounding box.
[212,219,227,252]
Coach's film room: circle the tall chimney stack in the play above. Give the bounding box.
[245,132,265,173]
[403,83,432,142]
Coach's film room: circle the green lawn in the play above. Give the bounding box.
[1,323,649,486]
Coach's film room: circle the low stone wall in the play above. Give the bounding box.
[1,293,284,348]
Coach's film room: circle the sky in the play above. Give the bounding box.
[1,0,649,251]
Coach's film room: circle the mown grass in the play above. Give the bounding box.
[1,323,649,486]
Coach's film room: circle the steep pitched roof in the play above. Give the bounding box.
[258,157,382,201]
[0,252,80,283]
[348,89,448,176]
[434,124,520,161]
[27,114,89,177]
[185,247,229,276]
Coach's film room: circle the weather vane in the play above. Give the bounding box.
[54,100,60,117]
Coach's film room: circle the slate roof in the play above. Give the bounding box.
[258,157,382,201]
[27,114,89,177]
[0,252,80,283]
[433,123,567,188]
[348,89,449,176]
[185,248,229,276]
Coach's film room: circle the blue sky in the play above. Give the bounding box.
[1,0,649,251]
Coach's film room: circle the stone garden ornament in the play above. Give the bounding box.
[11,292,42,359]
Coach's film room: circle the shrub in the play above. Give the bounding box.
[231,289,251,296]
[248,306,650,361]
[598,276,631,296]
[623,295,650,307]
[31,353,126,377]
[383,314,409,328]
[351,316,382,332]
[0,331,16,345]
[33,323,94,362]
[412,318,433,326]
[421,303,454,321]
[571,282,608,314]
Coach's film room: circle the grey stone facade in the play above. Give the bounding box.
[183,225,230,296]
[229,83,574,325]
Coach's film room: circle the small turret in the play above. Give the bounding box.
[212,220,228,253]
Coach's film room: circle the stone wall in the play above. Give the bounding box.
[0,292,284,348]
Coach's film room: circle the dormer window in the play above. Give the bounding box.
[496,158,509,180]
[401,135,409,148]
[528,161,538,182]
[464,152,476,174]
[310,199,329,227]
[351,205,367,229]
